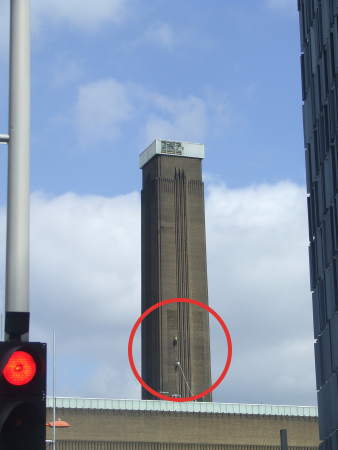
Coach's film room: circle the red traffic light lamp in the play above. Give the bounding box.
[3,351,37,386]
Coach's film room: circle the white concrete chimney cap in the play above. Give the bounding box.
[139,139,205,168]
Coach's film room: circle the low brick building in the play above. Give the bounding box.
[45,398,320,449]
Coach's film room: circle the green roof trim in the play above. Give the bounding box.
[46,397,318,417]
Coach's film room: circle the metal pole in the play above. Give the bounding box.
[53,329,56,450]
[5,0,31,340]
[280,429,288,450]
[176,361,193,397]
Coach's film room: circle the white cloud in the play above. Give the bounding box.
[26,191,141,397]
[75,79,133,145]
[74,78,229,146]
[30,191,140,324]
[0,0,129,59]
[0,180,313,404]
[143,23,177,50]
[32,0,129,31]
[206,181,315,404]
[145,94,208,143]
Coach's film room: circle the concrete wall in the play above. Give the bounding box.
[52,442,317,450]
[46,408,320,447]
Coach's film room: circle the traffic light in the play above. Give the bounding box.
[0,342,46,450]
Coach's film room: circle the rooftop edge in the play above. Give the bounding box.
[46,397,318,418]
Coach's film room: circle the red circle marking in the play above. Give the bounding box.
[128,297,232,402]
[3,350,37,386]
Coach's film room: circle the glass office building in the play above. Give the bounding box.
[298,1,338,447]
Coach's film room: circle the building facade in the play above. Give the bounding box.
[298,1,338,447]
[45,397,319,449]
[140,140,212,400]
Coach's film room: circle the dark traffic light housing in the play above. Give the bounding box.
[0,341,46,450]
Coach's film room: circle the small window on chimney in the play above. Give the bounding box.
[161,141,183,156]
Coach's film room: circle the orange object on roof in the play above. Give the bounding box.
[46,418,71,428]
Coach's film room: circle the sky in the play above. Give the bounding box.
[0,0,317,406]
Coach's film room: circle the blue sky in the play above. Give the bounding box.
[1,0,304,197]
[0,0,317,406]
